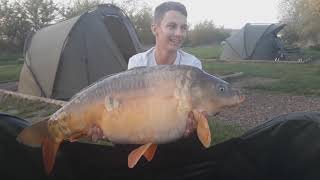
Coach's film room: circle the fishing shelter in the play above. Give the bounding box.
[18,4,142,100]
[220,23,286,60]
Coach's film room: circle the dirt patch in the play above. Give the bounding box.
[211,76,320,130]
[215,90,320,130]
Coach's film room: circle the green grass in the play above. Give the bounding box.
[303,48,320,60]
[183,44,222,59]
[0,64,23,82]
[0,53,23,66]
[204,61,320,96]
[208,118,244,146]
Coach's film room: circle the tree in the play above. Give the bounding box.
[129,7,154,45]
[188,20,229,46]
[0,0,59,51]
[114,0,150,17]
[309,0,320,16]
[24,0,59,30]
[0,0,31,51]
[59,0,104,19]
[278,0,320,46]
[58,0,150,19]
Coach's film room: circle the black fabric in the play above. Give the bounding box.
[1,111,320,180]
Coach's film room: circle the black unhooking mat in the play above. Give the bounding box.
[1,111,320,180]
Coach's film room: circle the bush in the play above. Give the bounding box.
[188,20,230,46]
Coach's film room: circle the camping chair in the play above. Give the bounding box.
[276,47,304,62]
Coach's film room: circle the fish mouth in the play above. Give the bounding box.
[216,94,245,110]
[238,95,246,104]
[233,89,246,105]
[204,111,220,117]
[213,112,220,116]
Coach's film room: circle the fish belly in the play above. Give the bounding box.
[100,94,189,144]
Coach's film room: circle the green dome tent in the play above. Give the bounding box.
[18,4,142,100]
[220,23,286,60]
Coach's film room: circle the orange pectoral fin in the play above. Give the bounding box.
[193,111,211,148]
[128,143,157,168]
[143,144,157,161]
[42,137,61,174]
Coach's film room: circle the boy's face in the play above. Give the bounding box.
[152,10,188,52]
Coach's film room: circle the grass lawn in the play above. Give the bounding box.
[208,118,244,146]
[0,53,23,66]
[302,48,320,60]
[183,44,222,59]
[0,53,23,82]
[203,61,320,96]
[0,64,23,82]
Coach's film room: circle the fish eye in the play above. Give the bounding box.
[217,85,225,92]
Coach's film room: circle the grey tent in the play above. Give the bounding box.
[220,23,286,60]
[18,4,142,100]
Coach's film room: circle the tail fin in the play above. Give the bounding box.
[16,117,62,174]
[16,118,49,147]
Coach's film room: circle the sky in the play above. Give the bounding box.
[58,0,281,29]
[147,0,281,29]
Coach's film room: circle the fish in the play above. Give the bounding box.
[16,65,245,174]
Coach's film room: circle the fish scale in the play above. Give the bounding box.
[66,65,191,110]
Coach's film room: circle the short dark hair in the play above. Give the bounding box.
[153,1,188,24]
